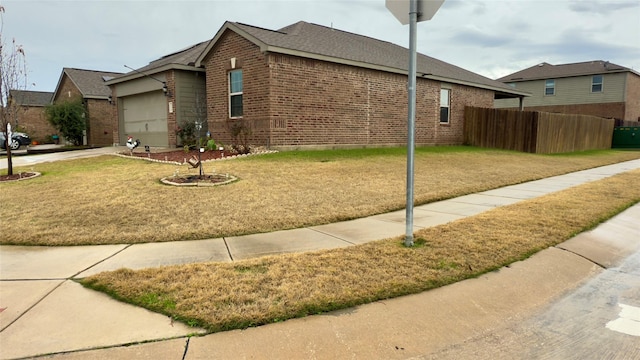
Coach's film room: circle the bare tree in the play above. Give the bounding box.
[0,4,28,176]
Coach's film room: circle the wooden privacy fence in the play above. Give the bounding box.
[464,107,615,154]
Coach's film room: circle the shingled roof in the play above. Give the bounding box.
[106,41,208,85]
[55,68,123,100]
[497,60,638,83]
[146,41,209,70]
[196,21,528,98]
[9,90,53,106]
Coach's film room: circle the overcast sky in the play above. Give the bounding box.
[2,0,639,93]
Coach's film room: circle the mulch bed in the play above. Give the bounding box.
[126,150,243,186]
[0,172,38,182]
[165,174,235,184]
[126,149,237,163]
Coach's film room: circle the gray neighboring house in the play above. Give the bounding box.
[494,60,640,122]
[105,42,208,147]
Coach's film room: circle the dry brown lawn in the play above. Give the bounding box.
[80,169,640,332]
[1,146,639,246]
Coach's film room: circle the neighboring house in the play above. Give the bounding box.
[110,21,527,149]
[106,42,208,147]
[494,61,640,122]
[8,90,56,143]
[52,68,123,146]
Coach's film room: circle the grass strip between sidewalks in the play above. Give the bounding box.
[80,169,640,333]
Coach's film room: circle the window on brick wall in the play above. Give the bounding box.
[591,75,603,93]
[545,79,555,96]
[440,88,450,124]
[229,70,243,118]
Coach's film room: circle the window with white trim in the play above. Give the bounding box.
[229,70,243,118]
[440,88,450,124]
[544,79,555,96]
[592,75,603,93]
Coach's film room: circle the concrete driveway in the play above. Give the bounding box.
[0,145,125,170]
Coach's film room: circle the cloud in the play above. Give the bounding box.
[3,0,639,92]
[550,30,640,63]
[494,28,640,73]
[568,0,639,14]
[448,29,513,48]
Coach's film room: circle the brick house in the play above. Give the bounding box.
[196,21,528,149]
[52,68,123,146]
[109,21,527,149]
[494,61,640,123]
[105,42,208,147]
[8,90,55,143]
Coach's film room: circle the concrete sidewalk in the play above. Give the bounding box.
[0,145,125,170]
[0,159,639,359]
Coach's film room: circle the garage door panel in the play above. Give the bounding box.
[121,91,168,147]
[124,119,167,133]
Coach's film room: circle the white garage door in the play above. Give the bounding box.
[121,91,168,147]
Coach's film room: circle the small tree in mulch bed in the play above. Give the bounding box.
[227,119,252,155]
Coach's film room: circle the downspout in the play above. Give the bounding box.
[519,96,524,111]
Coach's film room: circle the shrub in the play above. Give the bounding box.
[45,100,85,146]
[176,121,196,147]
[206,139,217,151]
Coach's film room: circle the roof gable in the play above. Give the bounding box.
[54,68,123,100]
[196,21,528,98]
[497,60,637,82]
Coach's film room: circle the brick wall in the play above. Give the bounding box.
[268,55,410,147]
[268,57,493,148]
[16,105,57,143]
[204,29,495,149]
[53,75,83,103]
[165,70,178,147]
[111,87,120,145]
[625,73,640,121]
[85,99,116,146]
[204,30,270,146]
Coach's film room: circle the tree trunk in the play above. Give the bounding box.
[6,146,13,176]
[5,124,13,176]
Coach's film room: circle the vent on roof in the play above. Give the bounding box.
[537,63,544,67]
[102,76,114,82]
